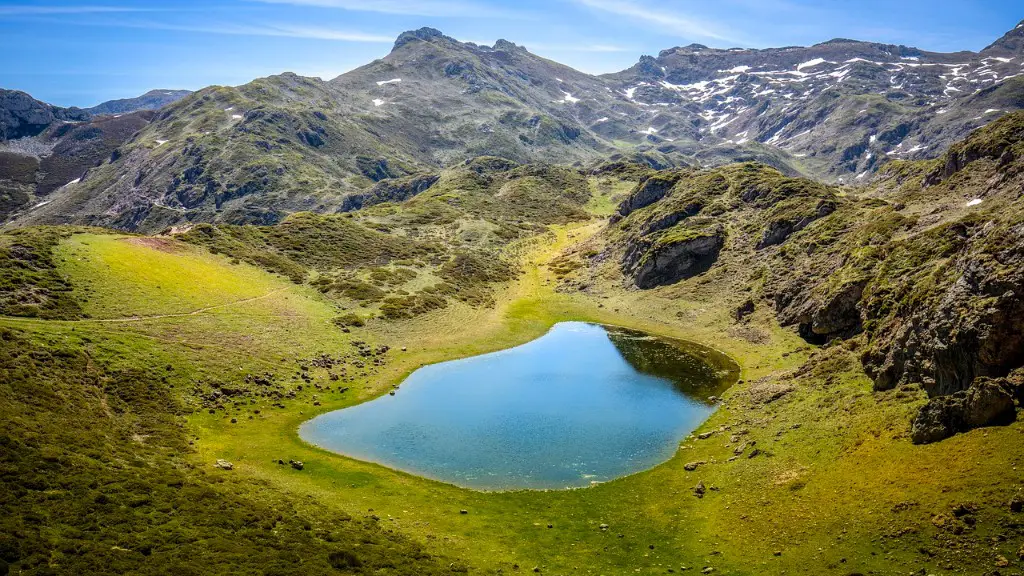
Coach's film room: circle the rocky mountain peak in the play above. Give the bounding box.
[392,27,452,51]
[982,20,1024,55]
[493,39,520,52]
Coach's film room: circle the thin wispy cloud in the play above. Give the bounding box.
[0,5,153,15]
[24,16,395,43]
[251,0,521,18]
[570,0,743,44]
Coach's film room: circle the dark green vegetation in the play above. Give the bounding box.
[0,326,452,575]
[0,227,81,319]
[174,160,583,319]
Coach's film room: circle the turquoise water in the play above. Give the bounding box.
[300,322,738,491]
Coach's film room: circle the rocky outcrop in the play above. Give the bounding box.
[340,174,440,212]
[624,226,726,289]
[756,200,836,249]
[614,173,684,221]
[910,378,1017,444]
[863,229,1024,395]
[924,112,1024,185]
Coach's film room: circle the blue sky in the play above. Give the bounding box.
[1,0,1021,107]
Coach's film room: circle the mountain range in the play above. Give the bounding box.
[3,21,1024,232]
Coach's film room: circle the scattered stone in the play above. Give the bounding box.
[289,460,304,470]
[460,509,468,515]
[697,431,714,440]
[735,299,755,321]
[214,459,233,470]
[748,448,762,459]
[684,461,705,471]
[599,523,609,531]
[996,555,1009,568]
[733,442,747,456]
[1010,493,1023,513]
[230,418,237,424]
[693,481,706,498]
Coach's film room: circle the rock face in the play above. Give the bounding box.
[614,173,682,220]
[625,228,725,289]
[911,378,1017,444]
[340,173,440,212]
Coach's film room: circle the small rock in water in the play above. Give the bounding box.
[389,390,396,396]
[214,459,233,470]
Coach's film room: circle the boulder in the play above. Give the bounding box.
[214,459,233,470]
[910,378,1017,444]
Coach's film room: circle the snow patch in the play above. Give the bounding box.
[372,99,385,107]
[796,58,827,71]
[984,108,1000,114]
[594,117,609,123]
[722,65,751,73]
[376,78,402,86]
[966,198,983,207]
[641,126,658,135]
[155,140,168,146]
[231,114,243,120]
[557,91,580,104]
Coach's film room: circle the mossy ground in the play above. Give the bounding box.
[4,213,1023,575]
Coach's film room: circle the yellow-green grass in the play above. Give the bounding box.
[4,224,1023,575]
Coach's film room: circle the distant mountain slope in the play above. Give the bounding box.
[86,89,192,115]
[11,21,1024,232]
[0,89,157,219]
[605,21,1024,181]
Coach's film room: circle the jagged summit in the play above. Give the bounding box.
[392,27,453,51]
